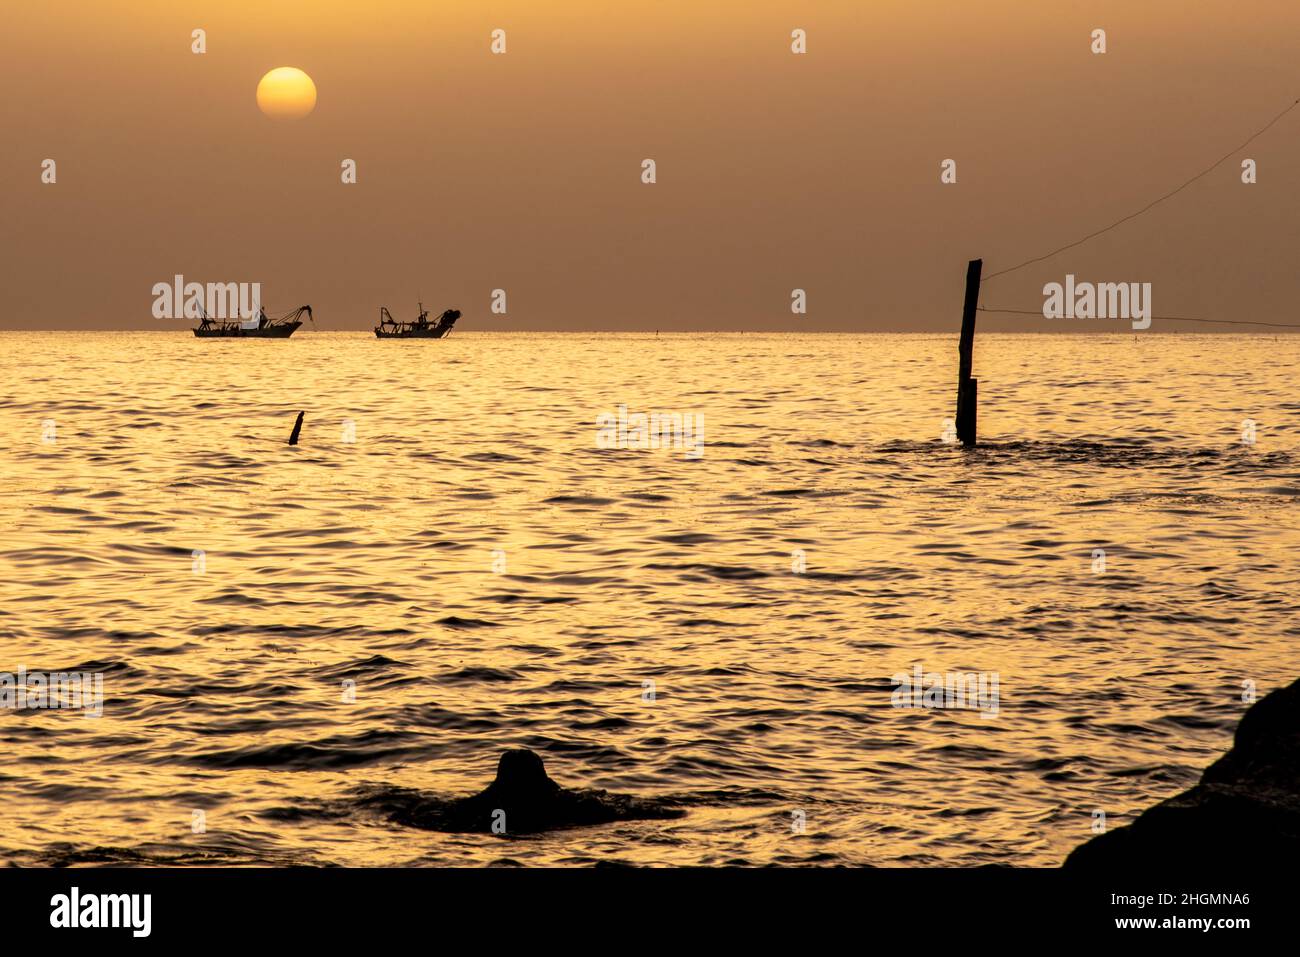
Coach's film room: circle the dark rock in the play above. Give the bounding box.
[1065,678,1300,869]
[388,749,684,835]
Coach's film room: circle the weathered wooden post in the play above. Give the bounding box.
[955,258,982,447]
[288,411,305,446]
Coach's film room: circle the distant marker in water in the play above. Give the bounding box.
[288,411,305,446]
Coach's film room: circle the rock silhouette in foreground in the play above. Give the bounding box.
[1065,677,1300,869]
[387,749,685,835]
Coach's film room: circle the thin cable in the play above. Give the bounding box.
[977,305,1300,329]
[981,95,1300,283]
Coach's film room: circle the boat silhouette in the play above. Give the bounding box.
[193,304,312,338]
[374,302,460,339]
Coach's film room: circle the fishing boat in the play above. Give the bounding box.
[193,304,312,338]
[374,302,460,339]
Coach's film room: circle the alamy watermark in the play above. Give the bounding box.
[151,274,262,323]
[1,668,103,717]
[891,664,999,717]
[1043,275,1151,330]
[49,887,150,937]
[596,404,705,459]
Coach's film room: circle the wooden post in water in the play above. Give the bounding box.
[955,259,982,447]
[288,411,305,446]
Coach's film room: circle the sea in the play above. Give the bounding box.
[1,331,1296,866]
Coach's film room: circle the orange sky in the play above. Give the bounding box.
[2,0,1298,330]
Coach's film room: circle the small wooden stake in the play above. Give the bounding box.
[955,259,982,447]
[288,411,305,446]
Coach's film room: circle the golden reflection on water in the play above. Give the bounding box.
[1,332,1297,865]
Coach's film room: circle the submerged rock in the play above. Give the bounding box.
[388,749,684,835]
[1065,677,1300,869]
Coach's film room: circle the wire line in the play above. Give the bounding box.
[981,95,1300,283]
[977,305,1300,329]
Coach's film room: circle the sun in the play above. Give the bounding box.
[256,67,317,120]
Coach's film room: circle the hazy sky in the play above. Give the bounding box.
[3,1,1298,330]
